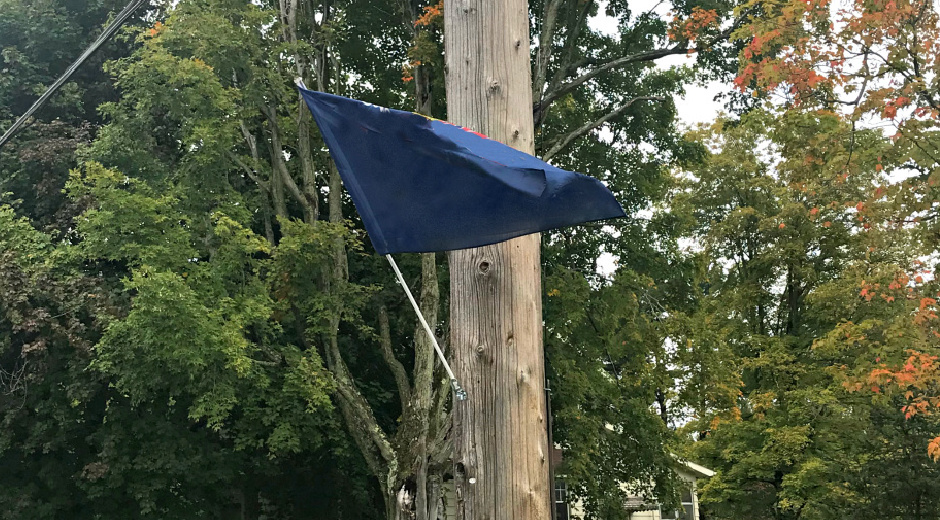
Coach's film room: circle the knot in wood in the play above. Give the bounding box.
[488,79,500,93]
[478,260,490,273]
[476,345,485,354]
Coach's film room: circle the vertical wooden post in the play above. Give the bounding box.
[444,0,550,518]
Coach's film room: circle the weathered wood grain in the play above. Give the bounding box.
[444,0,550,517]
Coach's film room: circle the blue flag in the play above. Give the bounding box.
[299,86,626,255]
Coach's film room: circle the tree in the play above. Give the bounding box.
[0,0,143,228]
[730,0,940,462]
[1,0,757,517]
[677,110,940,519]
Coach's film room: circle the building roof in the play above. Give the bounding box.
[677,458,715,479]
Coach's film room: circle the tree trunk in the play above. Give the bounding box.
[413,252,439,520]
[655,387,669,424]
[444,0,550,518]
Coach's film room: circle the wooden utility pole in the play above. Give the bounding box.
[444,0,550,518]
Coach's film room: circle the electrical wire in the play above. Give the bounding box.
[0,0,149,150]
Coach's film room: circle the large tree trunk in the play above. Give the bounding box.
[444,0,550,518]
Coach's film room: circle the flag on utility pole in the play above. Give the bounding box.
[298,85,625,255]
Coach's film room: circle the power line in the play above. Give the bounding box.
[0,0,149,150]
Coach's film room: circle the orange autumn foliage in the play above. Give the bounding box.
[414,0,443,27]
[732,0,940,138]
[930,437,940,461]
[147,21,164,38]
[839,267,940,460]
[403,1,443,83]
[667,7,720,44]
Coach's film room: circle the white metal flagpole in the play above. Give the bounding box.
[385,254,467,401]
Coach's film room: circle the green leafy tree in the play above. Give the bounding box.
[678,110,940,520]
[1,0,763,518]
[0,0,144,228]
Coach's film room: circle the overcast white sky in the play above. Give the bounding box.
[586,1,727,276]
[587,0,727,127]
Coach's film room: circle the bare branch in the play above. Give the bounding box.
[533,0,567,100]
[296,106,320,223]
[539,45,687,114]
[238,120,260,159]
[536,22,738,121]
[263,105,311,213]
[638,0,665,20]
[225,150,269,191]
[858,44,940,112]
[536,0,595,125]
[838,54,869,173]
[541,96,665,161]
[0,357,29,410]
[895,124,940,166]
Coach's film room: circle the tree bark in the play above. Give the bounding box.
[324,151,400,513]
[412,252,439,520]
[280,0,320,224]
[532,0,565,102]
[444,0,550,518]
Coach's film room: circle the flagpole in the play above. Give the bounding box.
[385,254,468,401]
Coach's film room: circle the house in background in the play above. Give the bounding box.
[559,459,715,520]
[441,456,713,520]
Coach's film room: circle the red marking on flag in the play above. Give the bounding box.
[419,113,492,140]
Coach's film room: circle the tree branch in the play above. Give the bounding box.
[541,96,665,161]
[536,0,595,125]
[538,45,687,115]
[410,252,440,520]
[263,104,311,213]
[533,0,566,101]
[428,408,453,468]
[239,120,260,160]
[325,330,397,468]
[430,369,450,432]
[379,305,412,407]
[236,120,279,190]
[225,150,269,191]
[536,22,738,122]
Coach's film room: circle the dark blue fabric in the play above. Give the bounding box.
[299,87,626,255]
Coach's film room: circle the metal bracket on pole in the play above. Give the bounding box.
[386,254,468,401]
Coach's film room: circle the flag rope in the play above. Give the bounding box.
[385,254,467,401]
